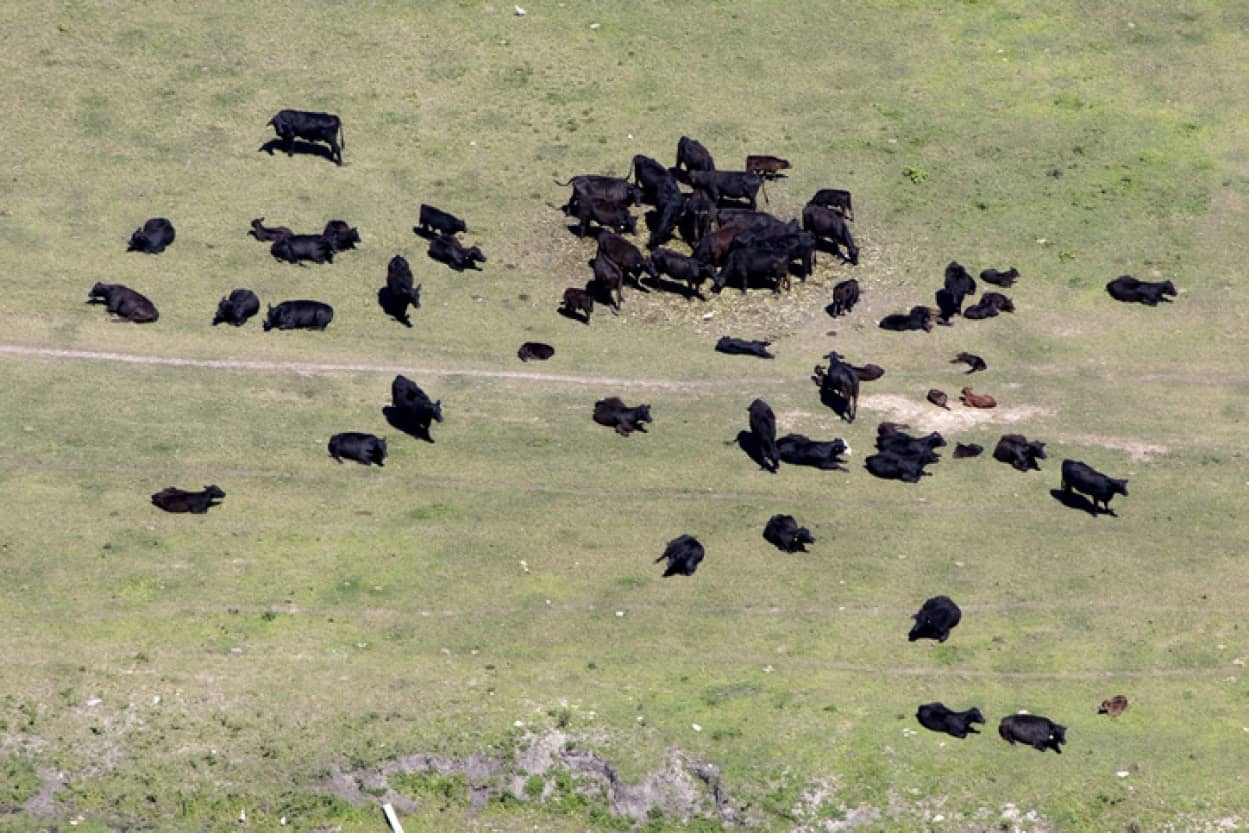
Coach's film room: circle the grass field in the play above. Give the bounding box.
[2,1,1249,831]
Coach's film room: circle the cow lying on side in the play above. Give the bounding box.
[763,514,814,553]
[328,432,387,467]
[1061,459,1128,515]
[593,397,652,436]
[715,337,774,359]
[999,715,1067,754]
[263,300,334,331]
[213,289,260,326]
[249,218,293,242]
[88,283,159,323]
[427,235,486,271]
[151,485,225,514]
[417,204,467,237]
[981,266,1019,287]
[879,306,936,332]
[994,434,1046,472]
[655,534,705,577]
[267,109,344,165]
[777,434,850,470]
[916,703,985,738]
[952,352,987,373]
[127,218,175,254]
[909,595,961,642]
[517,342,555,362]
[271,234,334,265]
[746,154,791,178]
[865,451,928,482]
[1106,275,1177,305]
[953,443,983,458]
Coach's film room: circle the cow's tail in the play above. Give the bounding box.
[553,177,575,187]
[339,121,346,151]
[760,179,770,205]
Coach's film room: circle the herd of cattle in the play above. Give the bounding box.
[100,110,1173,758]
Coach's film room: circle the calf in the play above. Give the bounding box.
[1098,695,1128,717]
[879,305,936,332]
[1061,459,1128,515]
[379,255,422,326]
[575,198,637,236]
[998,715,1067,754]
[87,283,159,323]
[267,109,344,165]
[813,353,860,422]
[151,485,225,514]
[517,342,555,362]
[763,514,814,553]
[596,232,656,283]
[809,188,854,220]
[248,217,292,242]
[960,387,997,408]
[271,234,334,265]
[1106,275,1177,305]
[802,202,859,264]
[715,337,774,359]
[213,289,260,326]
[263,300,334,331]
[909,595,961,642]
[676,136,715,174]
[928,389,950,410]
[714,246,790,294]
[847,362,884,382]
[561,287,594,323]
[689,170,766,209]
[745,154,791,179]
[993,434,1046,471]
[777,434,850,470]
[321,220,360,252]
[328,432,387,467]
[865,451,928,483]
[981,266,1019,287]
[916,703,985,738]
[127,217,175,254]
[652,247,715,296]
[951,352,987,373]
[417,204,467,237]
[953,442,983,458]
[748,398,779,473]
[827,278,860,317]
[427,234,486,271]
[593,397,652,436]
[655,534,704,577]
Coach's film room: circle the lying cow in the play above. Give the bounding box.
[777,433,850,470]
[561,287,594,324]
[909,595,961,642]
[763,514,815,553]
[809,188,854,221]
[953,442,983,458]
[87,283,159,323]
[994,434,1046,472]
[1099,695,1128,717]
[517,342,555,362]
[1106,275,1177,305]
[328,432,387,467]
[593,397,652,436]
[267,109,344,165]
[877,430,946,465]
[676,136,715,175]
[151,485,225,514]
[879,305,936,332]
[417,204,467,237]
[715,337,774,359]
[655,534,705,577]
[1061,459,1128,515]
[427,234,486,271]
[802,203,859,264]
[748,398,779,473]
[271,234,334,265]
[981,266,1019,287]
[952,352,987,373]
[321,220,360,252]
[827,278,860,317]
[248,217,293,242]
[866,451,928,482]
[378,255,422,326]
[689,170,766,209]
[980,291,1014,313]
[960,387,997,408]
[127,217,175,254]
[652,247,715,296]
[213,289,260,326]
[745,154,791,178]
[999,715,1067,754]
[916,703,985,738]
[263,300,334,331]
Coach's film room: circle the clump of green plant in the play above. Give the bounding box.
[903,164,928,184]
[0,756,41,808]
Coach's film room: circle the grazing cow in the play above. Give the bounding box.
[1061,459,1128,515]
[267,109,344,165]
[763,514,814,553]
[960,388,997,408]
[981,291,1015,313]
[151,485,225,514]
[715,337,774,359]
[828,279,861,317]
[555,175,643,214]
[865,451,928,483]
[748,398,779,473]
[127,217,175,254]
[812,353,860,422]
[801,202,859,264]
[652,247,715,296]
[953,442,983,458]
[655,534,705,577]
[321,220,360,252]
[574,198,637,236]
[248,217,293,242]
[777,433,851,470]
[689,170,766,209]
[87,283,159,323]
[879,306,936,332]
[928,389,950,410]
[1098,695,1128,717]
[993,434,1047,472]
[1106,275,1177,305]
[746,154,791,178]
[737,229,818,280]
[809,188,854,220]
[717,208,794,235]
[909,595,961,642]
[715,246,790,294]
[916,703,985,738]
[596,232,656,283]
[952,352,987,373]
[593,397,652,436]
[630,154,675,205]
[379,255,422,326]
[517,342,555,362]
[213,288,260,326]
[981,266,1019,287]
[593,254,626,312]
[386,376,443,440]
[999,715,1067,754]
[676,136,715,175]
[271,234,334,265]
[427,234,486,271]
[417,204,467,237]
[263,300,334,331]
[877,430,946,465]
[691,225,743,267]
[561,287,594,323]
[328,432,387,467]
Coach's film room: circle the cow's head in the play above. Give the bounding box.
[468,247,486,263]
[1113,478,1128,497]
[262,305,275,331]
[1050,724,1067,745]
[635,405,653,424]
[88,282,109,301]
[430,400,444,423]
[204,485,226,499]
[966,708,986,725]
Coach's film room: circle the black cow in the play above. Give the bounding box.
[417,204,467,237]
[151,485,225,514]
[909,595,961,642]
[88,283,159,323]
[676,136,715,174]
[593,254,626,312]
[963,299,999,320]
[379,255,422,326]
[271,234,334,265]
[655,534,705,577]
[936,261,978,324]
[517,342,555,362]
[980,291,1015,313]
[596,232,656,283]
[953,442,983,458]
[952,352,987,373]
[748,398,779,473]
[880,306,937,332]
[678,189,717,245]
[848,362,885,382]
[714,246,790,294]
[981,266,1019,287]
[1106,275,1177,305]
[994,434,1047,472]
[630,154,675,205]
[812,353,860,423]
[127,218,175,254]
[777,433,850,470]
[575,198,637,237]
[267,109,344,165]
[1061,459,1128,515]
[809,188,854,221]
[746,154,791,179]
[763,514,815,553]
[645,179,687,249]
[736,228,817,279]
[328,433,387,467]
[386,376,443,441]
[801,203,859,264]
[249,218,292,242]
[652,247,715,296]
[555,175,643,214]
[916,704,985,738]
[999,715,1067,754]
[865,451,928,483]
[715,337,774,359]
[593,397,652,436]
[877,430,946,465]
[827,279,861,317]
[561,287,594,323]
[213,289,260,326]
[263,300,334,331]
[427,234,486,271]
[689,170,766,209]
[321,220,360,252]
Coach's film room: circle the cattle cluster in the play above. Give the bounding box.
[116,110,1171,761]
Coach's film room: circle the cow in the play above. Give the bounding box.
[248,218,292,242]
[517,342,555,362]
[963,299,999,319]
[952,352,987,373]
[763,514,815,553]
[678,189,717,245]
[936,261,977,324]
[645,178,687,249]
[916,703,985,739]
[593,397,652,436]
[379,255,422,326]
[1098,695,1128,717]
[417,204,467,237]
[262,300,334,331]
[213,289,260,326]
[555,175,643,214]
[321,220,360,252]
[427,234,486,271]
[748,398,779,473]
[865,451,928,483]
[846,362,885,382]
[981,266,1019,287]
[801,202,859,264]
[267,109,344,165]
[745,154,791,179]
[328,432,387,467]
[812,353,860,422]
[593,254,626,312]
[575,198,637,237]
[980,291,1015,313]
[127,217,175,254]
[151,485,225,514]
[993,434,1047,472]
[386,376,443,441]
[927,389,950,410]
[271,234,334,265]
[689,170,766,210]
[595,232,656,283]
[909,595,961,642]
[715,337,774,359]
[879,306,937,332]
[1061,459,1129,515]
[998,715,1067,754]
[953,442,983,458]
[737,229,818,280]
[777,434,851,470]
[561,287,594,323]
[691,225,743,267]
[1106,275,1177,305]
[652,247,715,296]
[676,136,715,175]
[960,388,997,408]
[877,430,946,465]
[877,422,910,436]
[714,246,790,294]
[87,283,159,323]
[809,188,854,221]
[630,154,675,205]
[827,279,861,317]
[655,534,704,577]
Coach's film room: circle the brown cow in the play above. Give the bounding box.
[960,388,997,408]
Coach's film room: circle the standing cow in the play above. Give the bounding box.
[266,109,345,165]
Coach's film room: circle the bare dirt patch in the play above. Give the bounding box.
[1051,433,1169,462]
[864,393,1051,434]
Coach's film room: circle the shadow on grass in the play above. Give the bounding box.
[257,138,337,164]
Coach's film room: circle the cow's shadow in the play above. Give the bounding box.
[816,384,854,422]
[557,306,591,325]
[377,287,414,328]
[641,274,704,300]
[733,430,776,473]
[257,139,336,163]
[411,226,438,241]
[382,406,435,443]
[1049,489,1113,517]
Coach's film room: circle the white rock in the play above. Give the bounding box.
[1116,771,1130,777]
[86,698,102,707]
[514,720,524,727]
[702,311,714,320]
[691,723,702,732]
[590,22,601,29]
[616,610,625,617]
